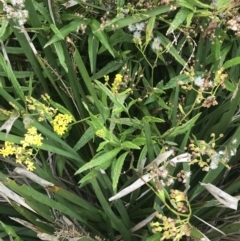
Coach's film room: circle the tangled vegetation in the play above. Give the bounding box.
[0,0,240,240]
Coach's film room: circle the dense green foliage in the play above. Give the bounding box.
[0,0,240,240]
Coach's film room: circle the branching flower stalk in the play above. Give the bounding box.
[151,188,192,241]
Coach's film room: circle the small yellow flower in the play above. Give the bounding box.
[21,127,43,148]
[104,75,109,82]
[51,113,73,136]
[0,142,16,157]
[96,129,106,138]
[34,135,43,146]
[111,74,123,93]
[26,160,36,171]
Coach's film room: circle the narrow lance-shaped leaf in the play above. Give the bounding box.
[44,19,89,47]
[88,32,99,74]
[163,113,201,138]
[104,5,171,30]
[0,19,9,39]
[177,0,195,10]
[0,221,22,240]
[145,16,156,45]
[223,57,240,69]
[50,24,64,40]
[90,19,115,57]
[112,151,128,192]
[0,53,25,101]
[91,60,124,80]
[75,147,122,174]
[74,127,94,151]
[156,32,188,69]
[166,8,191,35]
[192,0,214,9]
[53,42,68,72]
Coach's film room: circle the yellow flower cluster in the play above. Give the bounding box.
[0,142,36,172]
[214,67,227,88]
[0,141,16,157]
[150,213,191,241]
[51,113,73,136]
[26,96,56,122]
[0,126,43,171]
[188,134,227,171]
[170,189,188,213]
[111,74,123,93]
[95,129,106,138]
[104,75,109,82]
[21,127,43,148]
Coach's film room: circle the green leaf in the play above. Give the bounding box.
[213,0,231,10]
[132,137,146,146]
[0,70,33,78]
[212,38,221,62]
[146,16,156,45]
[79,170,98,187]
[50,24,64,40]
[5,179,89,226]
[2,46,24,54]
[46,185,102,221]
[0,19,9,39]
[91,178,131,240]
[73,48,104,117]
[163,113,201,138]
[192,0,214,9]
[143,116,165,123]
[156,97,170,110]
[44,19,88,47]
[98,30,132,54]
[121,141,140,149]
[94,80,128,113]
[0,22,12,42]
[146,233,162,241]
[90,19,115,57]
[207,222,240,239]
[0,221,22,240]
[55,155,65,177]
[74,127,94,151]
[0,53,24,101]
[157,32,188,69]
[91,60,123,80]
[53,42,68,72]
[163,74,190,89]
[96,140,109,152]
[109,117,142,127]
[111,152,128,191]
[177,0,195,10]
[186,12,194,27]
[75,147,122,174]
[167,8,191,35]
[48,99,75,119]
[223,57,240,69]
[190,226,204,239]
[79,238,97,241]
[104,5,171,30]
[116,0,125,7]
[88,32,99,74]
[225,80,236,92]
